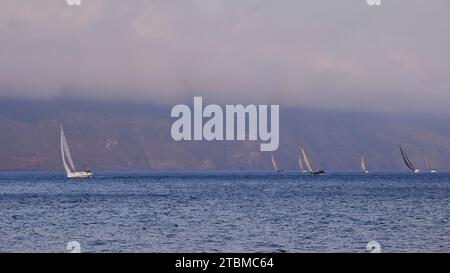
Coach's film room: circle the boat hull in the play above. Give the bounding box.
[310,170,325,175]
[67,172,93,179]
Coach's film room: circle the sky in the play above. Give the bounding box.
[0,0,449,114]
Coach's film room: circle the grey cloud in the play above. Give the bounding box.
[0,0,449,113]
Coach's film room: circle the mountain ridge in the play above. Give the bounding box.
[1,99,450,171]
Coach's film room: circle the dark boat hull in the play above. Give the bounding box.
[311,170,325,175]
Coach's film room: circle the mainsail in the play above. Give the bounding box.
[298,148,305,171]
[301,147,314,173]
[271,153,280,172]
[424,157,436,172]
[61,125,76,176]
[361,157,368,173]
[425,157,432,170]
[399,145,417,172]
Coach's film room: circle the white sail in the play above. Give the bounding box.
[298,146,305,171]
[61,125,76,176]
[298,155,304,171]
[301,147,314,173]
[60,124,93,179]
[271,153,280,171]
[424,157,437,173]
[361,157,368,173]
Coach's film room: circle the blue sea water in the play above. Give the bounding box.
[0,171,449,253]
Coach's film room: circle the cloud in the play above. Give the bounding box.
[0,0,450,113]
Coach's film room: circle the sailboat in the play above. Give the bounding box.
[301,146,325,175]
[424,157,437,173]
[271,153,284,173]
[361,156,369,174]
[61,125,93,178]
[399,145,419,173]
[298,147,308,173]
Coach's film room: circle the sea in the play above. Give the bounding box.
[0,171,448,253]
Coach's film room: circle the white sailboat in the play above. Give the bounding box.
[61,125,93,178]
[424,157,437,173]
[301,146,325,175]
[271,153,284,173]
[361,156,369,174]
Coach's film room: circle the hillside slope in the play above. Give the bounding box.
[1,99,450,171]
